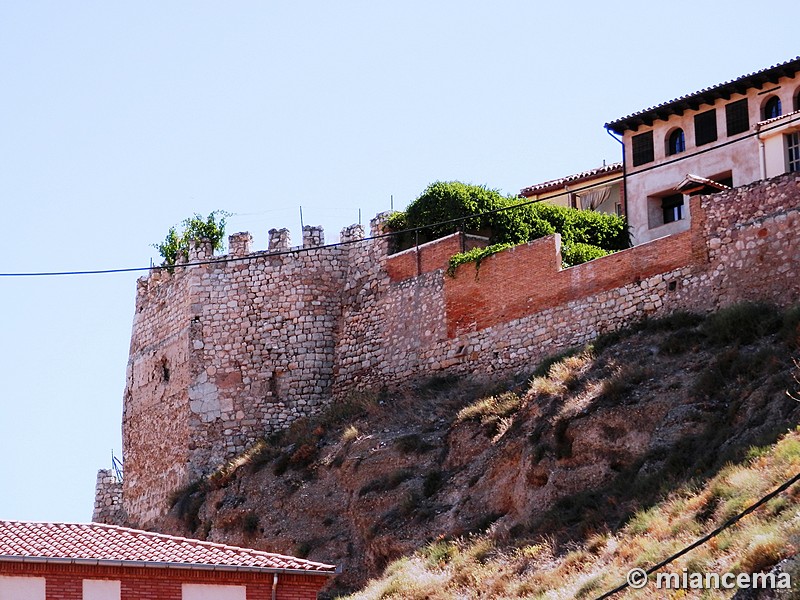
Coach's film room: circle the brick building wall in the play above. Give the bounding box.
[0,562,328,600]
[117,173,800,527]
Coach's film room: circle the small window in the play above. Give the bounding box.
[631,130,654,166]
[666,128,685,155]
[794,88,800,111]
[763,95,782,120]
[662,194,684,224]
[694,109,718,146]
[787,132,800,173]
[0,577,45,600]
[182,584,246,600]
[83,580,121,600]
[725,99,749,136]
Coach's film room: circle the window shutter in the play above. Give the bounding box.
[694,109,718,146]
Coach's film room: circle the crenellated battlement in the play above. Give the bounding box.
[117,176,800,527]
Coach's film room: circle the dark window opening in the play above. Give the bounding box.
[631,130,654,166]
[160,358,170,383]
[694,109,718,146]
[763,95,782,120]
[725,99,749,136]
[662,194,684,224]
[788,132,800,173]
[667,129,685,155]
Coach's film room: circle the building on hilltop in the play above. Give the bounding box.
[519,162,624,216]
[606,55,800,245]
[107,55,800,531]
[0,520,337,599]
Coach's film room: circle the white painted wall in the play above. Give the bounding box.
[620,72,800,244]
[0,576,46,600]
[182,583,247,600]
[83,579,121,600]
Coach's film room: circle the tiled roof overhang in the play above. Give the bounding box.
[0,521,338,576]
[605,56,800,135]
[520,162,623,197]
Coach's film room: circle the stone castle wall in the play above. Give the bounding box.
[118,172,800,527]
[92,469,125,525]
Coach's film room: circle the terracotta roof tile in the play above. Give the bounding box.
[0,521,336,575]
[520,162,623,197]
[606,56,800,134]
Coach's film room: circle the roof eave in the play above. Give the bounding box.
[606,56,800,133]
[0,555,338,577]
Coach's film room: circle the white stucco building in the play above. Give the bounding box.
[606,56,800,244]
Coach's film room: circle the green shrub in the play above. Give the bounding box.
[781,304,800,348]
[701,302,781,345]
[154,211,229,268]
[359,469,414,496]
[561,242,611,267]
[394,433,434,454]
[388,181,630,254]
[242,511,260,534]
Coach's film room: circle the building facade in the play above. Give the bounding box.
[606,56,800,244]
[0,520,337,600]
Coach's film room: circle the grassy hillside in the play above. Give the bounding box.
[162,302,800,598]
[347,426,800,599]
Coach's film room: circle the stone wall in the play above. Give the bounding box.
[92,469,125,525]
[118,173,800,526]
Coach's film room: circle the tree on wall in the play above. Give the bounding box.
[154,211,229,268]
[387,181,629,266]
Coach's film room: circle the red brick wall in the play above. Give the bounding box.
[1,561,330,600]
[443,231,692,337]
[386,233,488,282]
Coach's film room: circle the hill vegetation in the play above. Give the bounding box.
[161,302,800,598]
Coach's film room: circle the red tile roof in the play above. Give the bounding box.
[520,162,623,197]
[606,55,800,134]
[0,521,337,575]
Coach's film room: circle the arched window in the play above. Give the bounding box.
[763,95,782,120]
[667,128,686,155]
[795,87,800,111]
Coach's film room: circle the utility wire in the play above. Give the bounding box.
[1,112,797,279]
[593,470,800,600]
[0,175,623,278]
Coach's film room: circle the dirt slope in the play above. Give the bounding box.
[158,303,800,596]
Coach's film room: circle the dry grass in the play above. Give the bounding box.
[341,427,800,599]
[529,351,594,397]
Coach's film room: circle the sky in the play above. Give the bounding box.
[0,1,797,524]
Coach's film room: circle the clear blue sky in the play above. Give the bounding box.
[0,1,796,523]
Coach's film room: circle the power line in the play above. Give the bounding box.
[0,176,623,278]
[593,470,800,600]
[2,113,798,279]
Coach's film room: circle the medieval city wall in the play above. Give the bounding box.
[117,172,800,526]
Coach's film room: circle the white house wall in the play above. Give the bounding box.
[621,72,800,244]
